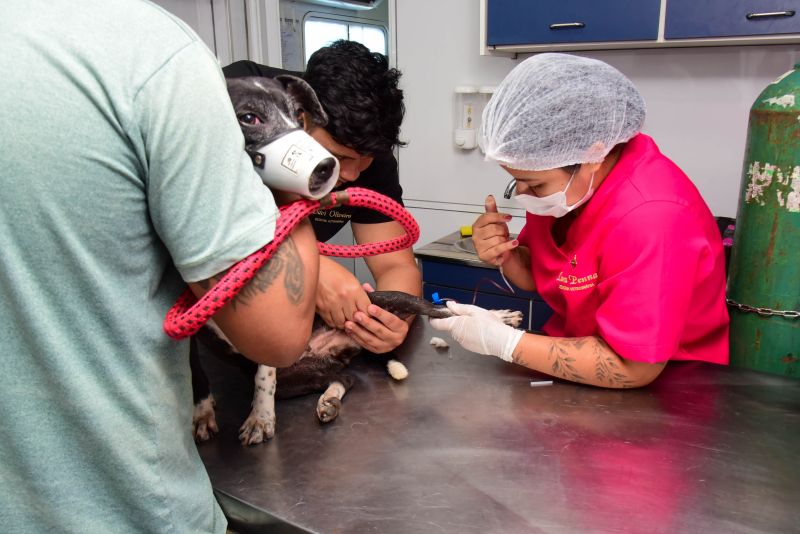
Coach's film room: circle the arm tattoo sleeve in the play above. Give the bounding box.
[592,337,637,388]
[512,334,664,388]
[195,237,305,309]
[542,337,587,383]
[537,336,657,388]
[234,236,305,308]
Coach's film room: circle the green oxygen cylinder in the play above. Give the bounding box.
[727,64,800,377]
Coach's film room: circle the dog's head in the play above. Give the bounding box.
[227,75,328,146]
[227,75,339,199]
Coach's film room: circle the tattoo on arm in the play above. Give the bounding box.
[512,335,665,388]
[544,337,587,383]
[235,236,304,307]
[280,237,305,305]
[591,337,637,388]
[195,237,305,309]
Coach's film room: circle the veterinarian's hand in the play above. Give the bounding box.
[473,195,518,266]
[316,257,372,329]
[429,301,523,362]
[344,283,409,354]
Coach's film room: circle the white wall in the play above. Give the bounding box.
[153,0,215,52]
[153,0,254,66]
[395,0,800,248]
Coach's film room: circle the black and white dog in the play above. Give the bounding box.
[190,76,523,445]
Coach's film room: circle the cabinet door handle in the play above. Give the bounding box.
[746,10,795,20]
[549,22,586,30]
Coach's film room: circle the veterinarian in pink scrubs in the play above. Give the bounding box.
[430,53,729,388]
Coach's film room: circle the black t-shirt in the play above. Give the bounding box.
[309,153,403,242]
[222,60,404,243]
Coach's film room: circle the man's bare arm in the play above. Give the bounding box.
[189,219,319,367]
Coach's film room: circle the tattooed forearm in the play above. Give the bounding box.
[233,236,304,308]
[540,336,638,387]
[543,338,587,383]
[281,237,304,305]
[192,237,306,309]
[512,334,665,388]
[591,337,637,388]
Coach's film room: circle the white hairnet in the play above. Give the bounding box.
[479,53,645,171]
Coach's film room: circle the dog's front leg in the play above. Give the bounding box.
[190,336,219,442]
[239,364,277,445]
[192,394,218,441]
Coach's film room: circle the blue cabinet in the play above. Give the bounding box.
[415,233,553,332]
[666,0,800,39]
[486,0,661,46]
[483,0,800,52]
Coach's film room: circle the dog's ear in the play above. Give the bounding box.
[275,75,329,129]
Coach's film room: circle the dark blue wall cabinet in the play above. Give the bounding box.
[419,261,553,332]
[487,0,661,46]
[666,0,800,39]
[414,232,555,333]
[483,0,800,52]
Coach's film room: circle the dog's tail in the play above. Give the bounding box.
[367,291,452,319]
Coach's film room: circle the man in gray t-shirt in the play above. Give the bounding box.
[0,1,319,532]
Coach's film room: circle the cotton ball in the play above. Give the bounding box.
[429,336,449,349]
[387,359,409,381]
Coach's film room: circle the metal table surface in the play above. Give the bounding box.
[198,320,800,534]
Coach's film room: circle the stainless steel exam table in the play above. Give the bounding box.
[197,320,800,534]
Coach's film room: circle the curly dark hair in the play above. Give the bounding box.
[304,40,405,155]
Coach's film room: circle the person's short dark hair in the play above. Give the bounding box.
[304,40,405,155]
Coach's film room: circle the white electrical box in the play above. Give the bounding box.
[453,86,478,150]
[453,85,495,150]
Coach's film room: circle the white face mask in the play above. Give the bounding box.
[513,171,594,218]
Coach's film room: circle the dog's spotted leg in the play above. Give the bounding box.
[192,394,218,442]
[239,365,277,445]
[491,309,524,328]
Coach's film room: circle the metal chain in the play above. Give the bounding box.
[726,299,800,319]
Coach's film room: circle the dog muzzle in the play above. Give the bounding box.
[247,128,340,200]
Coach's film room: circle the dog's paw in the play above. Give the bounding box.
[317,397,342,423]
[238,412,276,445]
[491,309,524,328]
[192,395,218,442]
[386,359,409,380]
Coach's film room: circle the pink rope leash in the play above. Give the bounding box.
[163,187,419,340]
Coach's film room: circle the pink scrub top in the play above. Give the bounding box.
[517,134,729,364]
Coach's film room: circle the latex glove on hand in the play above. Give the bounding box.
[429,301,524,362]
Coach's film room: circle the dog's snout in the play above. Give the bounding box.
[308,157,338,195]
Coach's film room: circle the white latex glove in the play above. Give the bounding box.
[429,301,524,362]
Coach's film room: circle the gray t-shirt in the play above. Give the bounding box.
[0,1,278,532]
